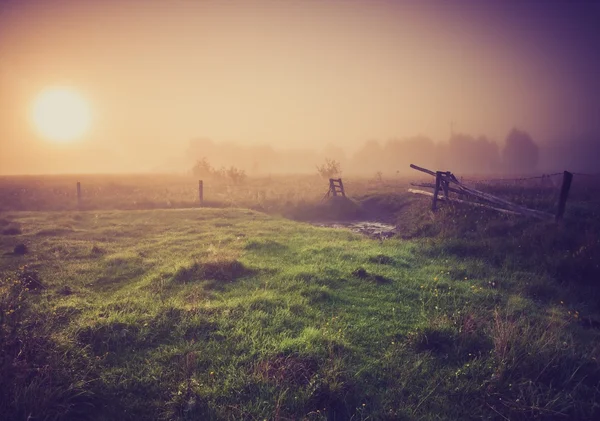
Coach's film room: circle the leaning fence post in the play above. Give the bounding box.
[76,182,81,209]
[432,172,442,211]
[555,171,573,222]
[198,180,204,206]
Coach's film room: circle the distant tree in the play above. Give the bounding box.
[225,166,247,184]
[350,139,384,174]
[383,136,436,173]
[442,133,500,174]
[502,128,539,173]
[316,158,341,178]
[191,157,214,178]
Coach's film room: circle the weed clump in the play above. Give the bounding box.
[485,310,600,420]
[0,275,95,420]
[410,327,456,355]
[254,353,318,386]
[77,321,139,355]
[174,258,254,284]
[367,254,394,265]
[351,267,391,284]
[301,285,333,304]
[352,267,368,279]
[204,259,252,281]
[18,267,44,290]
[90,245,105,256]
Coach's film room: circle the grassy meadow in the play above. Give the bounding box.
[1,173,600,420]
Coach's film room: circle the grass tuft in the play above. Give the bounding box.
[13,243,28,255]
[173,258,255,284]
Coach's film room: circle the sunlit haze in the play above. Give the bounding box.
[1,0,599,174]
[32,87,91,142]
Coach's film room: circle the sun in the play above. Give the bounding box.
[32,87,91,142]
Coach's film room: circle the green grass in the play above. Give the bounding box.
[2,206,600,420]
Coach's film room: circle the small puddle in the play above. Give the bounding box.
[314,221,396,239]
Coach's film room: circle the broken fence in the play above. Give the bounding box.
[408,164,573,221]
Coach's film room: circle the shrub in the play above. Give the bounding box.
[190,157,214,179]
[191,158,246,184]
[316,158,341,179]
[225,166,247,184]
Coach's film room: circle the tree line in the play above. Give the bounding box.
[186,129,600,176]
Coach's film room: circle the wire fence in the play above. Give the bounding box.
[1,171,598,214]
[453,171,600,214]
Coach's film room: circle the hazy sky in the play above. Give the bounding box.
[1,0,599,174]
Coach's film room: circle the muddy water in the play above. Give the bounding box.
[314,221,396,238]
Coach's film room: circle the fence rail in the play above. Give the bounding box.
[409,164,573,221]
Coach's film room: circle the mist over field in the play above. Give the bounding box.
[1,0,600,175]
[182,132,600,177]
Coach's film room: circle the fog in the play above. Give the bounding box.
[1,0,599,175]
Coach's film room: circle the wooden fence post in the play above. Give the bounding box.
[555,171,573,222]
[329,179,337,197]
[442,172,450,199]
[432,172,442,211]
[76,182,81,209]
[338,178,346,197]
[198,180,204,205]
